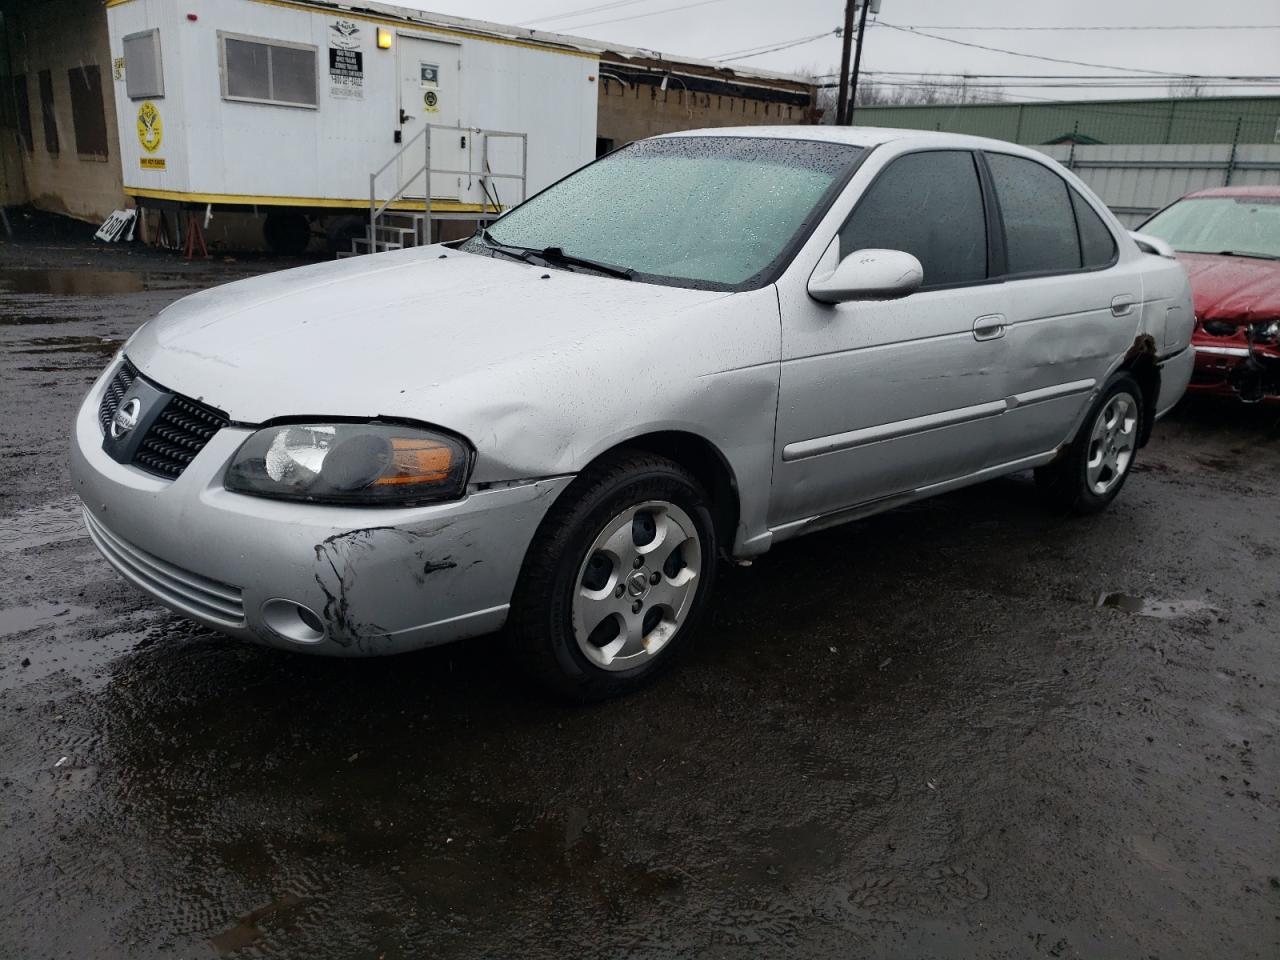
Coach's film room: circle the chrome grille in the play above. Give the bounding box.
[133,394,230,480]
[83,509,246,628]
[97,358,230,481]
[97,359,138,433]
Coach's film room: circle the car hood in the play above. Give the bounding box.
[127,245,729,424]
[1177,252,1280,324]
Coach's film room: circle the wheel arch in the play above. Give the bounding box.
[568,429,742,559]
[1120,336,1161,447]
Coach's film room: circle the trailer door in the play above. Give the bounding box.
[398,36,462,201]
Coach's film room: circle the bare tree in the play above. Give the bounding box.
[1166,77,1208,98]
[810,68,1006,122]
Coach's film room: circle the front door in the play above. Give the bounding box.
[772,149,1009,528]
[397,36,462,201]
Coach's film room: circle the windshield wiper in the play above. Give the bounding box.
[1212,250,1280,261]
[536,246,635,281]
[479,230,634,280]
[478,229,540,266]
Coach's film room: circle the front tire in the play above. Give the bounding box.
[1035,373,1143,514]
[508,451,718,701]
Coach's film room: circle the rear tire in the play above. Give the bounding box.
[1035,373,1143,514]
[508,451,718,701]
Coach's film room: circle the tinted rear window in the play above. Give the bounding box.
[988,153,1080,275]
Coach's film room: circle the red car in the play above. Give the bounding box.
[1138,186,1280,402]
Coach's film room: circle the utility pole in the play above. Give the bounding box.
[846,0,875,125]
[835,0,856,126]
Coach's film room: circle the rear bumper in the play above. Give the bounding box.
[72,358,572,656]
[1154,347,1195,417]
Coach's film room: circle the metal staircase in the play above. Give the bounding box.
[340,123,528,258]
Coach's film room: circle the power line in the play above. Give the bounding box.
[553,0,727,31]
[874,21,1204,78]
[519,0,654,27]
[883,23,1280,32]
[713,30,839,63]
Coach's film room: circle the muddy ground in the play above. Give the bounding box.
[0,236,1277,959]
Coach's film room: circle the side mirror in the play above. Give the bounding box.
[1129,231,1176,259]
[808,248,924,304]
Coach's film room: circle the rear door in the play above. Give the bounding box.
[981,151,1142,464]
[397,36,462,201]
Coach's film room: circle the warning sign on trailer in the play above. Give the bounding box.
[328,19,364,100]
[420,62,440,113]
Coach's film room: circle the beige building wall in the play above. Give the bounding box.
[596,61,816,151]
[5,0,124,222]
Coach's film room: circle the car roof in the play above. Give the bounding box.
[652,125,1045,155]
[1183,185,1280,200]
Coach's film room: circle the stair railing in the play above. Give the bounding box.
[368,124,528,250]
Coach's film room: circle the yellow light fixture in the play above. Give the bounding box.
[377,28,393,50]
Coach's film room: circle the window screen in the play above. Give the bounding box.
[839,150,988,287]
[38,69,58,156]
[123,29,164,99]
[221,34,317,107]
[987,153,1080,275]
[68,66,108,160]
[1070,189,1117,268]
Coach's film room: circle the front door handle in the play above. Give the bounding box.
[1111,295,1136,317]
[400,109,413,124]
[972,313,1006,342]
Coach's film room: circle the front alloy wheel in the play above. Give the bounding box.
[572,501,702,671]
[509,452,717,701]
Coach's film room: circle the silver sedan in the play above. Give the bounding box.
[72,126,1194,699]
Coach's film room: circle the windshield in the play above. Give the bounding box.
[471,136,864,289]
[1141,196,1280,259]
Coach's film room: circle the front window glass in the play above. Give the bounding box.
[475,136,863,289]
[1141,196,1280,259]
[839,150,988,286]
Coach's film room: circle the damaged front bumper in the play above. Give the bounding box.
[1191,342,1280,402]
[71,371,571,657]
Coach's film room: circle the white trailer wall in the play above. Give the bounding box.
[106,0,598,211]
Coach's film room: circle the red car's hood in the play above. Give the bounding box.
[1177,252,1280,323]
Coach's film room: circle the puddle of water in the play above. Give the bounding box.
[0,498,87,554]
[0,601,91,638]
[0,312,107,327]
[0,268,195,297]
[10,335,122,357]
[1096,593,1217,619]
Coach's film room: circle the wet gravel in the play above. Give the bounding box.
[1,241,1277,959]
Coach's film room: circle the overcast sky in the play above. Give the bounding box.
[394,0,1279,101]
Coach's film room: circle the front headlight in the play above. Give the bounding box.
[1249,319,1280,344]
[224,422,471,506]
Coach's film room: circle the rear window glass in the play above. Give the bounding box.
[988,153,1080,275]
[1071,189,1117,268]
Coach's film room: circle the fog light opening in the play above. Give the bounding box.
[261,598,326,644]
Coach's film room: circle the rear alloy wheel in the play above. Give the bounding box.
[509,452,717,701]
[1036,373,1144,514]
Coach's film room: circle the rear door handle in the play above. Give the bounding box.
[972,313,1006,342]
[1111,295,1136,317]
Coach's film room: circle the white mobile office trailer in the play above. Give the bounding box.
[105,0,600,252]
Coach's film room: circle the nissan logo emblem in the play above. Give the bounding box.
[110,398,142,439]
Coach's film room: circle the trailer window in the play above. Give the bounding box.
[68,66,109,160]
[219,33,317,108]
[37,70,58,156]
[123,29,164,100]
